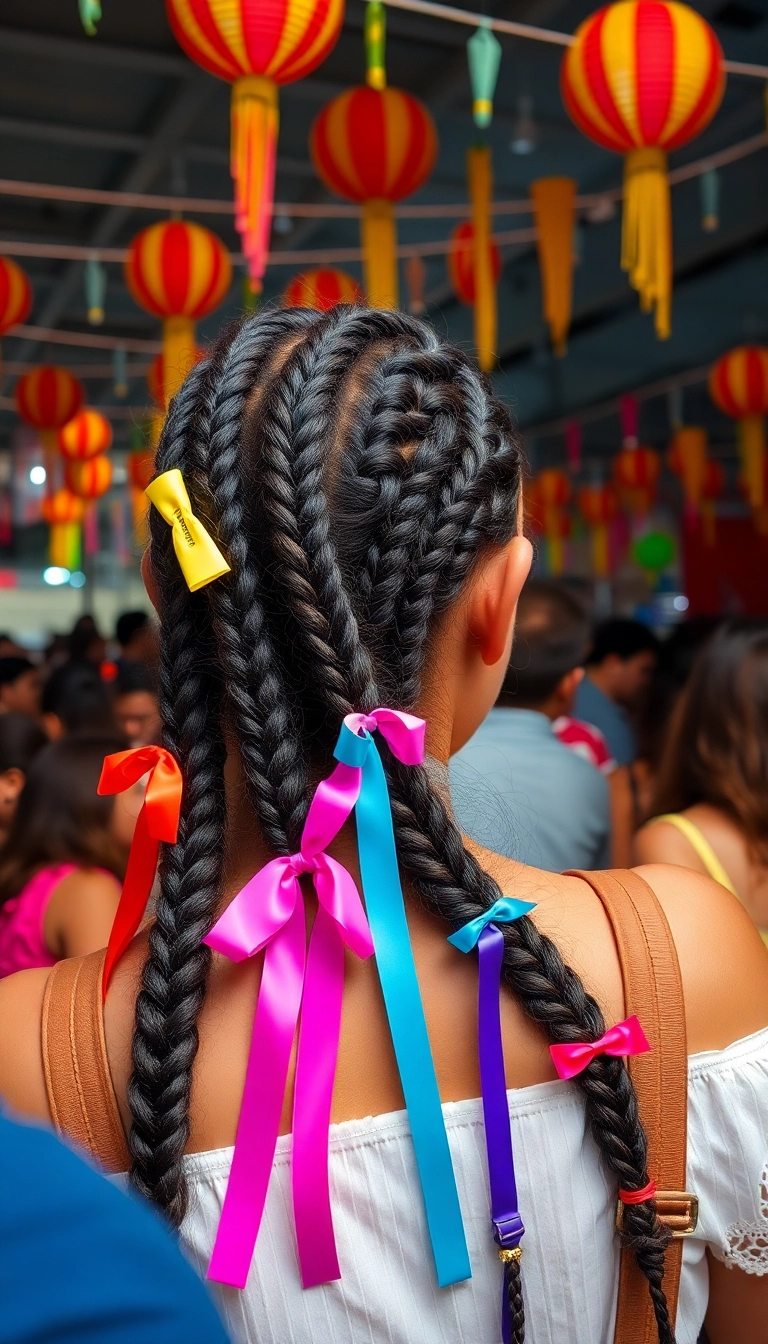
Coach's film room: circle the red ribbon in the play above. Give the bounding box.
[549,1015,650,1080]
[98,746,182,999]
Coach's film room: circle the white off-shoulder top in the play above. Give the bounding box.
[177,1027,768,1344]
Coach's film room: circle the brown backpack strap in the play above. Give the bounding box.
[569,869,696,1344]
[41,950,130,1173]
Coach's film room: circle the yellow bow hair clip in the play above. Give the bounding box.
[145,469,231,592]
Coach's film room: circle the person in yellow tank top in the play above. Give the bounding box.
[635,619,768,947]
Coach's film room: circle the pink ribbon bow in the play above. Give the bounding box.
[549,1015,650,1081]
[204,763,375,1291]
[344,707,426,764]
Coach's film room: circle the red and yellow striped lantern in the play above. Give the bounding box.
[57,408,112,462]
[283,268,364,310]
[41,489,85,570]
[15,366,84,432]
[614,444,660,515]
[561,0,724,338]
[0,257,32,367]
[126,221,230,408]
[65,456,113,501]
[578,482,619,576]
[709,346,768,509]
[311,86,437,309]
[534,468,571,575]
[166,0,343,288]
[448,218,502,371]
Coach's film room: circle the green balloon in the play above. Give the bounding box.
[633,531,675,572]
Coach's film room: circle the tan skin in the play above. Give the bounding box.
[635,805,768,931]
[0,538,765,1339]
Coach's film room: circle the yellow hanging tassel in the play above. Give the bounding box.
[231,75,279,291]
[50,522,81,571]
[738,414,765,509]
[467,146,496,373]
[162,317,197,408]
[622,147,672,340]
[362,199,398,309]
[592,523,609,578]
[530,177,576,356]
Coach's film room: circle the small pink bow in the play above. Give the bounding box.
[549,1016,650,1081]
[204,763,374,1291]
[345,707,426,764]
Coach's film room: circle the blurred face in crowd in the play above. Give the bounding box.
[0,766,26,845]
[0,669,41,719]
[605,649,657,708]
[114,689,162,747]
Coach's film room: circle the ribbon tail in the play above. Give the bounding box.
[207,901,306,1289]
[292,905,344,1288]
[354,743,471,1288]
[102,806,158,999]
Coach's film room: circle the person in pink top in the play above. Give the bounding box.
[0,736,138,975]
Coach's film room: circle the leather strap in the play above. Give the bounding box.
[569,869,688,1344]
[41,949,130,1173]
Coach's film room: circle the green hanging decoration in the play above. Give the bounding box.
[85,255,106,325]
[467,24,502,129]
[365,0,386,91]
[79,0,102,36]
[242,274,259,314]
[700,167,719,232]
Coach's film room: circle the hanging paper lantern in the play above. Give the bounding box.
[700,457,724,547]
[709,346,768,509]
[146,346,205,414]
[530,178,576,355]
[536,468,571,576]
[15,365,84,433]
[561,0,725,339]
[578,482,618,577]
[614,445,661,516]
[447,210,501,372]
[0,258,32,362]
[41,489,85,570]
[311,87,437,310]
[668,425,709,517]
[166,0,343,289]
[65,456,113,501]
[448,222,502,304]
[467,24,502,129]
[58,408,112,462]
[283,269,364,311]
[125,221,231,409]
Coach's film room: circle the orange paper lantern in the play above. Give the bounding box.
[561,0,724,338]
[447,222,501,305]
[57,408,112,461]
[614,444,661,515]
[578,482,618,576]
[283,269,364,310]
[65,456,113,501]
[709,346,768,509]
[166,0,342,287]
[126,221,231,408]
[311,87,437,309]
[0,257,32,340]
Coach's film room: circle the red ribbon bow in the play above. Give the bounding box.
[549,1015,650,1081]
[98,746,182,999]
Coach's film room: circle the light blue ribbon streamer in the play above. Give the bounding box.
[448,896,538,953]
[334,722,471,1288]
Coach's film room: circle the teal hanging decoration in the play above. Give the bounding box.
[467,24,502,129]
[113,347,128,399]
[79,0,101,36]
[700,167,719,232]
[85,255,106,325]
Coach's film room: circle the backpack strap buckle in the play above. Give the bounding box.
[616,1190,698,1238]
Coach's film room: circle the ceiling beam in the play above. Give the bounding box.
[0,24,191,77]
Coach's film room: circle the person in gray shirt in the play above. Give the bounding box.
[451,580,611,872]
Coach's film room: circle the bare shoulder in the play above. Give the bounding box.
[634,862,768,1051]
[633,818,707,870]
[0,967,53,1121]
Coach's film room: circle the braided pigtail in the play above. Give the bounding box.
[128,362,227,1225]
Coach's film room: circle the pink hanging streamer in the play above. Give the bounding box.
[203,707,424,1291]
[549,1015,650,1080]
[565,421,582,473]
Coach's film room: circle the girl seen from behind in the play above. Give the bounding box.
[636,618,768,943]
[0,310,765,1344]
[0,736,135,972]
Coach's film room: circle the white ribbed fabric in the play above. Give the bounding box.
[177,1028,768,1344]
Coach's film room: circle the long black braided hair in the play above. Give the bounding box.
[136,305,674,1344]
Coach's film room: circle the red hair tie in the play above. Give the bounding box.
[618,1180,657,1205]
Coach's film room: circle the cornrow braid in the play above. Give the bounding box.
[134,306,675,1341]
[129,363,227,1224]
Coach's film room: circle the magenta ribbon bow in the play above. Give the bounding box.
[549,1015,650,1081]
[203,764,375,1291]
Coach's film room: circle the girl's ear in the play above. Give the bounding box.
[467,535,533,668]
[141,550,160,613]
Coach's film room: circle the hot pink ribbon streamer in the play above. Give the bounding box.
[549,1015,650,1081]
[203,707,424,1292]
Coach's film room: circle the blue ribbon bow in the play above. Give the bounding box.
[334,721,471,1289]
[448,896,537,953]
